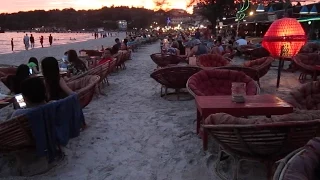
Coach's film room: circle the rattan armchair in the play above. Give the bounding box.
[243,57,275,86]
[0,115,33,153]
[248,47,270,60]
[285,81,320,110]
[292,53,320,82]
[204,113,320,180]
[197,54,230,68]
[150,53,183,68]
[0,67,17,78]
[273,137,320,180]
[187,69,259,97]
[79,50,102,57]
[150,66,202,100]
[67,75,100,108]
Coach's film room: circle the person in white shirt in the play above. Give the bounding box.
[23,34,30,50]
[235,36,248,46]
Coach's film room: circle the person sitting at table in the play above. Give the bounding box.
[10,77,47,118]
[215,40,225,54]
[27,57,39,74]
[188,39,209,57]
[67,49,87,76]
[6,64,30,94]
[41,57,74,101]
[98,48,113,65]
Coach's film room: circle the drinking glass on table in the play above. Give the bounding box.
[231,82,246,103]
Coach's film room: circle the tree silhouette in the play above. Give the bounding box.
[0,7,158,31]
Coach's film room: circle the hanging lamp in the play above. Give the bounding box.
[310,5,318,14]
[256,4,265,12]
[299,5,309,14]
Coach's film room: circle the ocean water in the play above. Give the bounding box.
[0,32,98,54]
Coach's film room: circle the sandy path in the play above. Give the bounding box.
[39,42,217,180]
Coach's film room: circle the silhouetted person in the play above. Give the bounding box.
[40,36,44,48]
[49,34,53,46]
[11,38,14,51]
[23,34,30,50]
[30,34,35,48]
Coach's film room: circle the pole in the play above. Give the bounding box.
[276,46,285,88]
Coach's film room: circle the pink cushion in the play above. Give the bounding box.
[197,54,229,67]
[188,69,258,96]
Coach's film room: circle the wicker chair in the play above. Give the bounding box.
[238,45,256,57]
[273,138,320,180]
[0,67,17,78]
[292,53,320,82]
[299,42,320,53]
[0,115,33,153]
[79,50,102,57]
[150,66,202,100]
[67,75,100,108]
[150,53,182,68]
[204,113,320,180]
[187,69,259,97]
[197,54,230,68]
[248,47,270,60]
[285,81,320,110]
[100,61,110,86]
[243,57,275,86]
[222,50,237,60]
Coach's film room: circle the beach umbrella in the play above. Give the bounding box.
[299,5,309,14]
[310,5,318,14]
[262,18,307,88]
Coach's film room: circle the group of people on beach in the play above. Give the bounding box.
[162,28,255,58]
[6,36,135,118]
[11,34,53,51]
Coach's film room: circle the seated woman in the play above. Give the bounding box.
[120,39,129,50]
[11,77,47,118]
[41,57,74,101]
[6,64,30,94]
[98,48,113,65]
[167,41,180,56]
[27,57,39,74]
[67,49,88,76]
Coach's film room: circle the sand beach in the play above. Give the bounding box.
[0,35,305,180]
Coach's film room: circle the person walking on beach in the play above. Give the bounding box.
[40,36,44,48]
[30,34,35,48]
[49,34,53,46]
[23,34,30,50]
[11,38,14,51]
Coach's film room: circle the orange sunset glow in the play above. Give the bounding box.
[1,0,195,13]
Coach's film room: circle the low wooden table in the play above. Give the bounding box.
[195,94,294,150]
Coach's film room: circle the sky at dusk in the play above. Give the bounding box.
[0,0,315,13]
[0,0,193,13]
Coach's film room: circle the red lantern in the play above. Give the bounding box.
[262,18,307,58]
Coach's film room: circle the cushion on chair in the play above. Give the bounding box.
[282,137,320,180]
[205,109,320,126]
[197,54,229,67]
[188,69,258,96]
[286,81,320,110]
